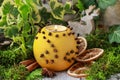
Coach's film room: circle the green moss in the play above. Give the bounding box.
[86,30,120,80]
[0,65,29,80]
[26,68,43,80]
[0,47,33,67]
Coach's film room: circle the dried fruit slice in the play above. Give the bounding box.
[76,48,104,62]
[67,62,92,78]
[77,37,87,55]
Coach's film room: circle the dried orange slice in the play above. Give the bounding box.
[77,37,87,55]
[67,62,92,78]
[76,48,104,62]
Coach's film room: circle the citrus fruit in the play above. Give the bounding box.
[76,48,104,62]
[33,25,78,71]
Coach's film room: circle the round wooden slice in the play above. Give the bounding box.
[76,48,104,62]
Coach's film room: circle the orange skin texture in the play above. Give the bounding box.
[33,26,78,71]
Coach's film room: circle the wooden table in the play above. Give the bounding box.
[43,71,85,80]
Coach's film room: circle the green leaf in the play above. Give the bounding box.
[50,0,64,20]
[10,7,19,18]
[80,0,97,8]
[0,1,19,26]
[0,15,7,26]
[16,14,23,30]
[109,26,120,43]
[2,2,14,15]
[32,0,42,6]
[50,0,55,9]
[98,0,117,9]
[64,2,71,11]
[25,0,40,8]
[0,0,38,54]
[18,4,31,20]
[64,2,76,14]
[76,0,84,11]
[4,25,18,37]
[39,7,51,24]
[24,22,30,32]
[31,10,41,23]
[14,0,22,6]
[7,14,17,25]
[52,6,64,18]
[49,0,75,20]
[25,0,41,23]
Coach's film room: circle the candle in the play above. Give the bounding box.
[46,25,67,32]
[55,25,57,31]
[33,25,78,71]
